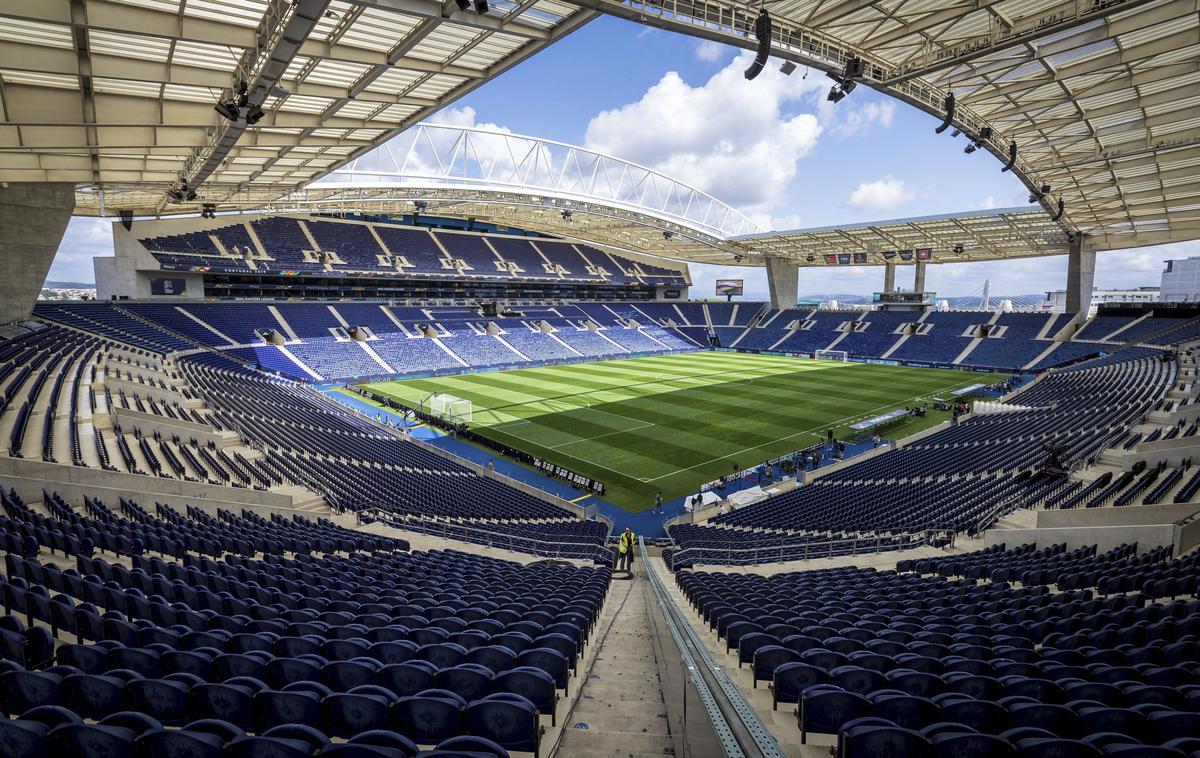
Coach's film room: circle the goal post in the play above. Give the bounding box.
[815,349,849,362]
[423,392,473,424]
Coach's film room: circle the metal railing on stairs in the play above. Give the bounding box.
[641,536,785,758]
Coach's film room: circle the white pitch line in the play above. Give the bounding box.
[638,369,984,482]
[549,420,657,450]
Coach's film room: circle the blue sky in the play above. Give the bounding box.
[50,16,1196,299]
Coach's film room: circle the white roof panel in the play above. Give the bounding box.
[0,0,597,214]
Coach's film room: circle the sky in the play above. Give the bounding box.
[49,16,1197,300]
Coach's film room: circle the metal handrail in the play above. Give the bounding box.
[642,536,785,758]
[968,493,1025,537]
[357,507,613,560]
[668,529,951,569]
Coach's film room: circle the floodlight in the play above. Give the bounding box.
[214,100,240,122]
[779,61,797,76]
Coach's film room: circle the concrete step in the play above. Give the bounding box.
[555,566,673,758]
[555,726,674,757]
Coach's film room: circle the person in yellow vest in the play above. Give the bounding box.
[618,527,635,571]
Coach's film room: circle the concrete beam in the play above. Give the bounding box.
[0,182,75,322]
[1065,235,1096,315]
[765,256,798,311]
[883,262,896,293]
[913,261,927,294]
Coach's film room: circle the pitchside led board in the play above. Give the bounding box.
[715,279,744,296]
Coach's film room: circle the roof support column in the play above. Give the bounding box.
[913,261,927,294]
[1065,234,1096,315]
[883,262,896,293]
[765,256,798,311]
[0,183,75,323]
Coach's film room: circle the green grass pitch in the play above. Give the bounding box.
[360,352,992,511]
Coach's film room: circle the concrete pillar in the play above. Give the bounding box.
[0,182,75,323]
[883,262,896,293]
[913,261,927,294]
[1065,234,1096,315]
[765,256,798,310]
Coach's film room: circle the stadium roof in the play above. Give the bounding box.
[578,0,1200,253]
[269,122,764,260]
[734,207,1073,267]
[0,0,596,215]
[4,0,1196,266]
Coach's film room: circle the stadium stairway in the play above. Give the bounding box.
[553,561,674,758]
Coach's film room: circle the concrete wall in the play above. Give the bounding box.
[1066,239,1097,315]
[97,220,205,301]
[765,257,798,310]
[104,376,194,407]
[1179,515,1200,554]
[109,407,236,449]
[985,523,1178,554]
[1035,503,1200,529]
[984,503,1200,555]
[0,456,314,517]
[1112,436,1200,470]
[0,182,75,322]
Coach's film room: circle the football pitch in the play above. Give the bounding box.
[360,352,991,511]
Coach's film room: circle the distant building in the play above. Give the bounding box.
[1160,257,1200,303]
[1042,287,1159,314]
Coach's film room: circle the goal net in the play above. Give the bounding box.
[425,393,473,423]
[815,349,849,362]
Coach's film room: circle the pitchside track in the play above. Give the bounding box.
[362,352,990,511]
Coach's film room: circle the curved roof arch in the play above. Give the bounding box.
[276,122,763,260]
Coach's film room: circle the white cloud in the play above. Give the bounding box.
[848,176,913,210]
[48,218,113,285]
[976,196,998,211]
[832,100,895,138]
[427,105,509,133]
[694,40,729,63]
[584,52,825,219]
